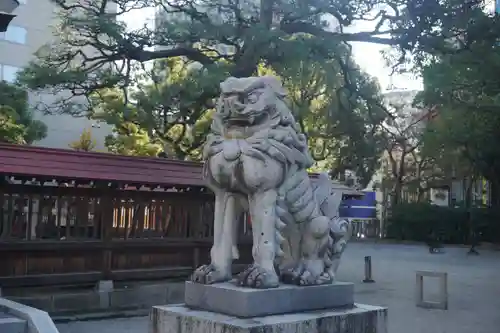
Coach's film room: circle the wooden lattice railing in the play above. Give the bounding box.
[0,184,252,288]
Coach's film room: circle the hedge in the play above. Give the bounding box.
[385,203,500,244]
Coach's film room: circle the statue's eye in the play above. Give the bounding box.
[246,92,260,103]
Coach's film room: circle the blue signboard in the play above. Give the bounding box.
[339,191,376,219]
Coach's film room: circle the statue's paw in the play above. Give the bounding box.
[191,264,231,284]
[311,272,335,285]
[237,264,279,289]
[280,263,304,285]
[280,262,333,286]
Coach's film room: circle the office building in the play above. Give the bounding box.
[0,0,112,150]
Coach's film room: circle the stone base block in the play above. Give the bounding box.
[150,304,388,333]
[416,271,448,310]
[184,281,354,318]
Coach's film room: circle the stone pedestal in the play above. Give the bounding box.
[150,281,387,333]
[185,281,354,318]
[150,304,388,333]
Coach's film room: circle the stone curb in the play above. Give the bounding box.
[351,239,500,250]
[52,308,149,323]
[5,282,184,317]
[0,297,59,333]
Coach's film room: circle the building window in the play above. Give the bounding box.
[4,25,27,44]
[1,64,21,83]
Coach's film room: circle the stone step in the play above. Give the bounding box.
[0,315,27,333]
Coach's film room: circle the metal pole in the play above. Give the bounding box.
[363,256,375,283]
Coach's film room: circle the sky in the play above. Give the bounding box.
[350,42,423,92]
[120,7,424,92]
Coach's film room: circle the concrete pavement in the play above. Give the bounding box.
[57,243,500,333]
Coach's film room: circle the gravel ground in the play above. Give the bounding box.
[57,242,500,333]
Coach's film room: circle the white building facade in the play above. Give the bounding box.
[0,0,112,150]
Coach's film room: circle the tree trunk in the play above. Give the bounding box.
[417,186,427,202]
[465,175,480,254]
[392,181,402,206]
[392,151,407,206]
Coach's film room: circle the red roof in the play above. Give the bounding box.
[0,143,205,187]
[0,144,345,190]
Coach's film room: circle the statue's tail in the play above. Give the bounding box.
[313,173,351,276]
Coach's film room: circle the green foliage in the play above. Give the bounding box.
[259,41,386,186]
[386,203,500,244]
[0,81,47,144]
[69,128,97,151]
[18,0,488,108]
[16,0,490,176]
[88,58,216,159]
[380,5,500,204]
[415,11,500,192]
[105,122,162,157]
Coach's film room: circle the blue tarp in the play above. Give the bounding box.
[339,191,376,219]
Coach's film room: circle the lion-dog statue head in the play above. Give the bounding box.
[203,76,314,173]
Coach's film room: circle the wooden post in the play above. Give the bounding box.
[193,247,200,269]
[100,196,113,280]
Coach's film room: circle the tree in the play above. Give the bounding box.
[16,0,492,181]
[377,90,435,205]
[415,105,498,252]
[105,122,163,157]
[418,102,500,202]
[0,81,47,144]
[18,0,489,117]
[88,59,215,159]
[414,10,500,205]
[260,42,387,187]
[84,38,387,178]
[412,8,500,252]
[69,128,97,151]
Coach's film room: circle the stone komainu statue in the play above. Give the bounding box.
[192,76,351,289]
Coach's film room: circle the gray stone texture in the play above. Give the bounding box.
[200,76,354,288]
[150,304,387,333]
[184,281,354,318]
[0,297,59,333]
[53,293,103,313]
[0,313,27,333]
[6,282,184,315]
[96,281,114,293]
[56,243,500,333]
[415,271,448,310]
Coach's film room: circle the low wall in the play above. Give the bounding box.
[0,298,59,333]
[4,282,185,317]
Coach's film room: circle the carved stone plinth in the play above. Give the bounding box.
[150,304,388,333]
[184,281,354,318]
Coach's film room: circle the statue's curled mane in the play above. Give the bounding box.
[194,76,351,288]
[204,76,314,170]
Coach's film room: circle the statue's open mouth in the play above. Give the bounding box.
[227,112,268,127]
[228,118,253,126]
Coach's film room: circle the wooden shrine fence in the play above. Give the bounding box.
[0,184,253,288]
[0,143,358,289]
[0,144,253,288]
